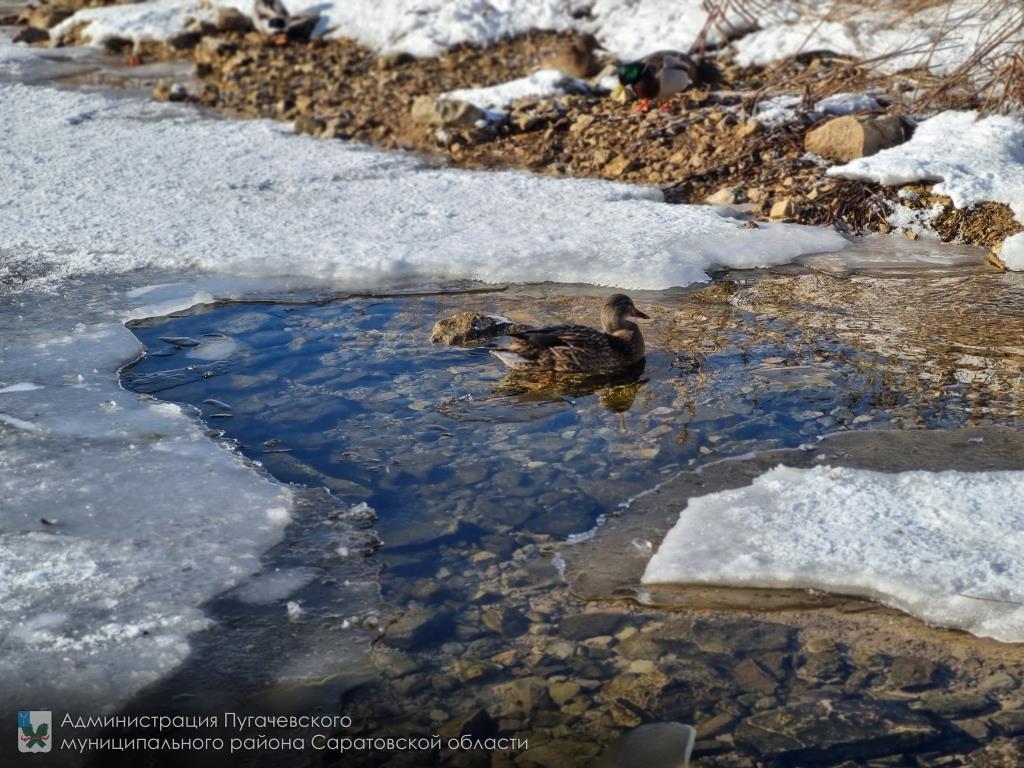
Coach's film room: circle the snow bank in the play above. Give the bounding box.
[52,0,734,58]
[735,0,1022,77]
[0,83,845,291]
[52,0,577,56]
[830,111,1024,223]
[644,465,1024,643]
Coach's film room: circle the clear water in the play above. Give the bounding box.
[122,269,1024,620]
[113,264,1024,764]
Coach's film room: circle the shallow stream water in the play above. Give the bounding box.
[112,245,1024,765]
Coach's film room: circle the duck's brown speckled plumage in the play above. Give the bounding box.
[494,294,649,373]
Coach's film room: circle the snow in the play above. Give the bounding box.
[52,0,577,56]
[1001,232,1024,271]
[830,110,1024,225]
[589,0,751,62]
[815,92,879,116]
[441,68,585,114]
[755,93,802,127]
[734,0,1023,77]
[51,0,733,59]
[644,465,1024,643]
[0,83,845,291]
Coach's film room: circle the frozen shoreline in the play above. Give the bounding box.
[0,73,844,707]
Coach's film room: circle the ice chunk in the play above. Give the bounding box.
[644,465,1024,642]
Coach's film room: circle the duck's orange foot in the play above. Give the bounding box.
[273,33,288,46]
[658,100,673,112]
[630,98,651,112]
[125,54,142,66]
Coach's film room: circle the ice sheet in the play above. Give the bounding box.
[0,285,293,711]
[644,464,1024,642]
[0,83,846,292]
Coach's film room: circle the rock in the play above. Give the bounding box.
[735,699,940,764]
[912,692,995,719]
[548,680,581,706]
[560,612,626,641]
[705,186,739,205]
[736,120,762,139]
[889,656,937,690]
[978,671,1018,694]
[491,676,551,719]
[769,198,796,219]
[697,712,737,738]
[603,155,635,177]
[152,81,189,103]
[804,114,906,162]
[213,7,254,32]
[430,312,526,345]
[596,722,696,768]
[483,606,530,638]
[518,740,602,767]
[13,26,50,44]
[969,739,1024,768]
[733,658,778,695]
[411,95,486,128]
[991,710,1024,736]
[19,3,72,29]
[383,608,455,650]
[376,51,415,70]
[439,708,497,740]
[569,114,595,134]
[692,619,794,655]
[453,658,500,682]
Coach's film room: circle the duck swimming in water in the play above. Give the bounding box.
[492,294,649,373]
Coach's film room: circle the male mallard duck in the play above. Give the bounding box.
[617,51,721,111]
[493,294,649,373]
[254,0,289,37]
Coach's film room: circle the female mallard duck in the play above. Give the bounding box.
[617,51,721,111]
[493,294,649,373]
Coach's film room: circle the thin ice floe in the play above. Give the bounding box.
[0,282,294,711]
[830,110,1024,225]
[644,465,1024,643]
[0,83,845,291]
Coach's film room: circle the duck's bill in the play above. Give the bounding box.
[631,308,651,320]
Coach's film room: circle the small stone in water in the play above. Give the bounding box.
[159,336,202,347]
[204,398,232,410]
[40,517,58,526]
